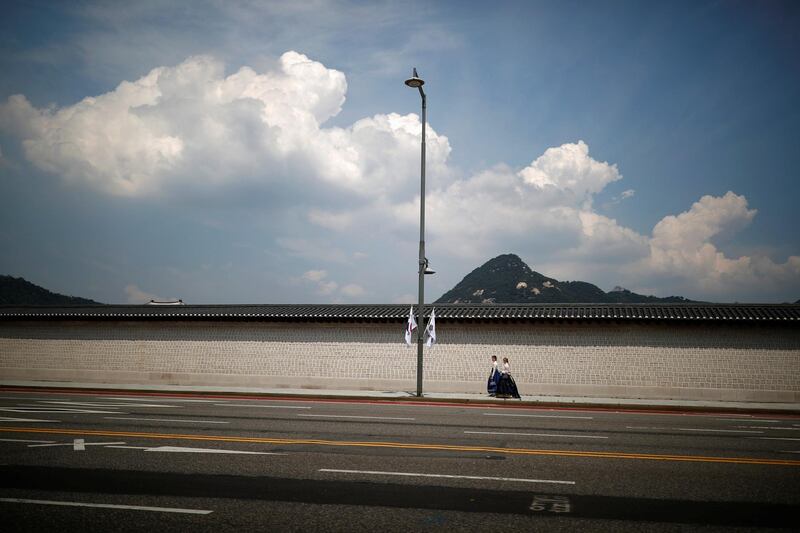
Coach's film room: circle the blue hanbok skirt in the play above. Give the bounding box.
[497,373,521,399]
[487,369,500,396]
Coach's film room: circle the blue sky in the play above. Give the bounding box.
[1,0,798,304]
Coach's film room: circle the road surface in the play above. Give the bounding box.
[1,388,798,531]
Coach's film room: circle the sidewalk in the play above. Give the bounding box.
[2,380,799,414]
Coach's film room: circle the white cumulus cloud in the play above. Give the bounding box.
[2,52,797,303]
[519,140,622,207]
[636,191,800,296]
[389,141,639,264]
[0,52,450,202]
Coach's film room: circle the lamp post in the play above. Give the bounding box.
[405,68,430,398]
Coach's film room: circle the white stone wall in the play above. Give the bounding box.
[0,320,798,402]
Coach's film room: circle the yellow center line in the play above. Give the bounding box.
[2,426,799,466]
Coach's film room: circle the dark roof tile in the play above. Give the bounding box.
[1,303,799,323]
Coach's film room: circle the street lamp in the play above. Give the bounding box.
[405,68,431,397]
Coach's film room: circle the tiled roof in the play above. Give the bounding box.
[1,303,799,323]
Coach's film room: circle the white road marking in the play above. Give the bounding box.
[717,418,779,423]
[530,494,572,513]
[1,407,122,414]
[740,426,800,431]
[676,428,765,434]
[464,431,607,439]
[0,498,213,514]
[215,404,311,409]
[0,438,56,444]
[104,417,229,424]
[109,397,216,403]
[779,450,800,454]
[626,426,764,434]
[319,469,575,485]
[0,416,59,423]
[484,413,593,420]
[27,440,126,449]
[143,446,287,455]
[99,444,284,455]
[298,414,415,421]
[39,401,179,408]
[750,437,800,441]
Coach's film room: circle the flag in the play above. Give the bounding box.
[424,308,437,347]
[404,306,417,346]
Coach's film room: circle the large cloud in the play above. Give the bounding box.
[519,140,622,208]
[391,141,646,264]
[639,192,800,296]
[385,141,797,300]
[0,52,451,200]
[2,52,797,302]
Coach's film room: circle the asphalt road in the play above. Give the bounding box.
[0,388,798,532]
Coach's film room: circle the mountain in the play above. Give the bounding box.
[0,275,102,305]
[435,254,694,304]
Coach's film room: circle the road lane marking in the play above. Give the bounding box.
[0,438,55,444]
[104,417,229,424]
[27,439,126,449]
[741,426,800,431]
[39,401,179,408]
[0,498,213,514]
[298,414,415,421]
[465,431,607,439]
[626,426,764,434]
[109,397,216,403]
[143,446,287,455]
[718,419,779,423]
[319,469,575,485]
[484,413,593,420]
[0,408,122,414]
[215,404,311,409]
[751,437,800,441]
[101,445,286,455]
[2,426,799,466]
[0,417,59,423]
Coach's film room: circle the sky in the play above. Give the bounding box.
[1,0,799,305]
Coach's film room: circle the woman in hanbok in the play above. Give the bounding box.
[496,357,521,399]
[487,355,500,396]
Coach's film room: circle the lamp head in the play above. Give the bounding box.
[423,257,435,275]
[405,67,424,88]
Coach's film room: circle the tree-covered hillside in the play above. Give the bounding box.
[0,275,102,305]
